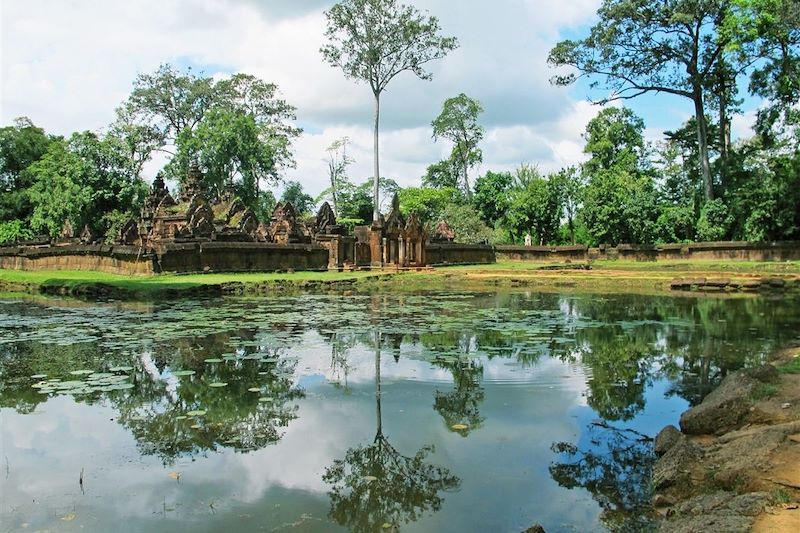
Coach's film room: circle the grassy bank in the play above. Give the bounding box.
[1,260,798,299]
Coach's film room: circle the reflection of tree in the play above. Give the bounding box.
[575,331,653,421]
[433,361,485,435]
[111,331,305,464]
[323,333,460,532]
[550,422,656,533]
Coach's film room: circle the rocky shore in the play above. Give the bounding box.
[652,348,800,532]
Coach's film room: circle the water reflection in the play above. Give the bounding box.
[324,333,460,532]
[1,291,799,531]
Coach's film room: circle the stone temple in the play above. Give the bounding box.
[0,166,495,274]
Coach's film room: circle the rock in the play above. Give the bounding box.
[659,491,770,532]
[765,277,786,288]
[705,278,731,288]
[744,364,779,383]
[782,402,791,409]
[741,280,762,291]
[652,494,676,508]
[654,425,682,456]
[652,437,703,492]
[680,371,757,435]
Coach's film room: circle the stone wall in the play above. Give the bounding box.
[0,244,156,275]
[0,242,329,275]
[426,243,496,265]
[154,242,329,273]
[497,241,800,263]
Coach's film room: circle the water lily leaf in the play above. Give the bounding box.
[204,358,223,363]
[172,370,196,377]
[363,475,377,483]
[175,416,187,420]
[187,410,207,416]
[109,366,133,372]
[248,387,261,393]
[111,383,135,390]
[69,370,94,375]
[208,382,227,388]
[190,424,202,429]
[451,424,469,430]
[258,397,274,403]
[30,374,47,379]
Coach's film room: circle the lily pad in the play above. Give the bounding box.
[109,366,133,372]
[111,383,135,390]
[451,424,469,430]
[187,410,207,417]
[204,358,223,363]
[69,370,94,375]
[208,382,227,388]
[172,370,196,377]
[258,397,274,403]
[248,387,261,393]
[30,374,47,379]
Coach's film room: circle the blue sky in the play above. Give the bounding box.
[1,0,760,197]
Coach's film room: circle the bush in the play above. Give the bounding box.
[656,204,695,243]
[0,219,33,245]
[696,199,733,242]
[439,203,496,244]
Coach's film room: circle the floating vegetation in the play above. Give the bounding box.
[187,410,207,417]
[208,382,227,388]
[172,370,196,377]
[204,358,223,363]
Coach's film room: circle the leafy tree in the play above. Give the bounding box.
[503,166,563,245]
[115,66,299,206]
[325,137,354,216]
[398,187,460,223]
[321,0,458,222]
[580,168,659,245]
[472,170,513,226]
[696,197,733,241]
[431,93,484,198]
[280,180,315,216]
[584,107,645,175]
[27,133,147,239]
[0,220,33,245]
[549,166,584,244]
[549,0,736,201]
[421,157,461,190]
[439,203,496,244]
[0,117,55,223]
[726,0,800,145]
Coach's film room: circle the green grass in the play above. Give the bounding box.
[0,268,387,295]
[778,356,800,374]
[751,383,780,400]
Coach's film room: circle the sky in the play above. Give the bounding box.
[0,0,758,198]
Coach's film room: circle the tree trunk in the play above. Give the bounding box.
[374,331,382,438]
[373,92,381,223]
[718,70,730,190]
[693,91,714,201]
[462,155,472,200]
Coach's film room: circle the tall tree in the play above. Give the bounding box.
[325,137,354,216]
[321,0,458,222]
[472,170,513,226]
[431,93,484,199]
[421,157,461,189]
[548,0,734,201]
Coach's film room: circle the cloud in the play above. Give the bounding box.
[2,0,609,197]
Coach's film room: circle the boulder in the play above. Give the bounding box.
[679,371,757,435]
[652,437,703,492]
[654,425,682,456]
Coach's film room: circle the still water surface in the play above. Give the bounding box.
[1,291,799,532]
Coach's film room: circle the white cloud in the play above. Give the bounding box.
[1,0,609,198]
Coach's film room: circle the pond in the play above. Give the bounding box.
[1,290,799,532]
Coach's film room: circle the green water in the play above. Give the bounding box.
[0,291,798,532]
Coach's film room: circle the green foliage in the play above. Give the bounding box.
[421,158,460,189]
[503,166,563,245]
[26,133,146,238]
[778,356,800,374]
[431,93,484,196]
[696,199,733,242]
[0,219,33,245]
[398,187,460,222]
[0,117,55,222]
[116,66,299,211]
[439,203,496,244]
[581,168,659,246]
[472,170,513,225]
[584,107,645,175]
[656,204,696,243]
[280,181,315,216]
